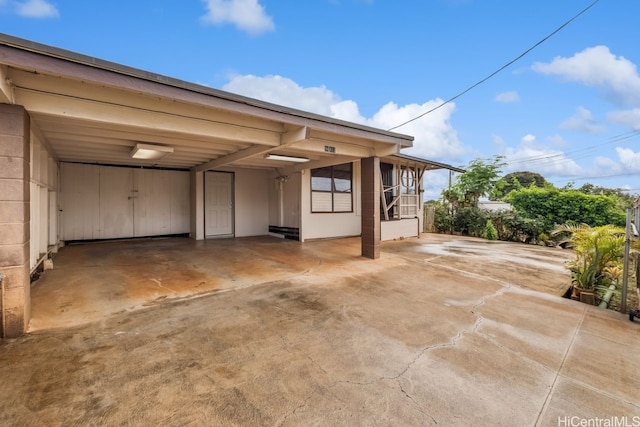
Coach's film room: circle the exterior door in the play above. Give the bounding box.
[61,163,190,241]
[99,166,134,239]
[204,171,234,237]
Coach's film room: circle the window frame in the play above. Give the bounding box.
[310,162,354,213]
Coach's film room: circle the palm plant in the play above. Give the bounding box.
[551,223,625,291]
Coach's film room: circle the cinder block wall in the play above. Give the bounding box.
[0,104,30,338]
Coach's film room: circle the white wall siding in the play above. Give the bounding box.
[381,218,419,241]
[29,133,59,271]
[269,172,301,229]
[234,168,269,237]
[60,163,100,241]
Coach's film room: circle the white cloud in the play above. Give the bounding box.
[606,108,640,130]
[222,74,468,160]
[422,169,451,201]
[495,91,519,103]
[11,0,58,18]
[593,147,640,177]
[614,147,640,172]
[532,45,640,107]
[546,134,569,147]
[559,106,605,134]
[501,134,583,176]
[367,100,466,160]
[201,0,274,35]
[593,155,620,173]
[223,74,342,116]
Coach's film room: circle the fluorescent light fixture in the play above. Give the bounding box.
[130,143,174,160]
[265,154,309,163]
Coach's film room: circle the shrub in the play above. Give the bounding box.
[433,202,453,233]
[452,207,488,237]
[486,210,543,243]
[506,187,625,232]
[482,220,498,240]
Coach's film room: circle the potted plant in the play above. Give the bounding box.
[552,223,625,305]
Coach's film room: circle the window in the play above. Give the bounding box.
[311,163,353,212]
[400,166,417,195]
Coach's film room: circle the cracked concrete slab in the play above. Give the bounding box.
[1,233,639,426]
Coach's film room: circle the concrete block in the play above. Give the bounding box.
[0,135,29,158]
[0,263,29,289]
[0,179,29,202]
[2,308,25,338]
[1,285,27,337]
[0,157,28,180]
[0,202,29,223]
[0,115,26,139]
[0,222,29,245]
[0,243,29,267]
[0,104,29,137]
[3,280,24,300]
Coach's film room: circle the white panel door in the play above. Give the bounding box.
[205,172,234,237]
[134,169,171,237]
[61,163,100,241]
[169,171,190,234]
[133,169,190,237]
[61,164,190,241]
[99,166,134,239]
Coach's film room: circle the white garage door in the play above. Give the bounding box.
[60,163,190,241]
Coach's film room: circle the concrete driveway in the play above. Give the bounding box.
[1,234,639,426]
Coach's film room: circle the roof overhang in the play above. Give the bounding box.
[0,33,414,171]
[385,153,465,173]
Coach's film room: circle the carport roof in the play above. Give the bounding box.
[0,33,416,172]
[390,153,465,173]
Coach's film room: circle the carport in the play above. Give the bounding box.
[28,235,345,331]
[0,34,417,337]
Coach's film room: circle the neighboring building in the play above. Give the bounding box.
[0,34,461,337]
[477,200,513,212]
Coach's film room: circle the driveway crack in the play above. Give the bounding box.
[398,379,438,425]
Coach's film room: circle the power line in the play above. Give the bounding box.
[475,129,640,168]
[554,172,640,184]
[387,0,601,132]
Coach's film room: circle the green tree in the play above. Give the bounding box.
[442,156,505,209]
[576,183,635,211]
[492,171,548,200]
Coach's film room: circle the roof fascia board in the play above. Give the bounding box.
[389,153,465,173]
[0,34,414,148]
[0,65,13,103]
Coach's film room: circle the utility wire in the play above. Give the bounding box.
[477,129,640,169]
[506,132,640,169]
[387,0,601,132]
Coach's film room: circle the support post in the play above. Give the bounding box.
[361,157,380,259]
[621,209,631,314]
[0,104,31,338]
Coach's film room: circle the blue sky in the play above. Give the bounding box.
[1,0,640,199]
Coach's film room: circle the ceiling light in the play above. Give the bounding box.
[130,143,174,160]
[265,154,309,163]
